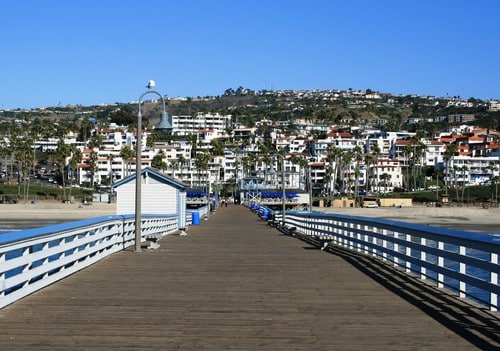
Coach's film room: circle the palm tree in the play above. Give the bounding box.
[453,165,460,202]
[107,153,115,186]
[178,155,186,183]
[119,146,134,177]
[12,134,33,202]
[55,140,71,200]
[364,153,374,193]
[341,150,353,195]
[403,144,413,190]
[414,139,427,190]
[486,162,499,204]
[370,143,381,195]
[380,173,392,193]
[460,165,468,203]
[326,144,341,195]
[68,146,82,198]
[195,151,210,190]
[87,135,104,150]
[88,151,99,188]
[168,159,177,179]
[151,150,168,172]
[443,143,458,195]
[353,146,363,204]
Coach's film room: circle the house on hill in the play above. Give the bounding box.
[111,167,187,230]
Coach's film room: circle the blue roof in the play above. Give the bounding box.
[187,190,207,197]
[111,167,186,191]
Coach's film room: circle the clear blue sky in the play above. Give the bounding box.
[1,0,499,109]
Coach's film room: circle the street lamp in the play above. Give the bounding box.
[135,81,172,252]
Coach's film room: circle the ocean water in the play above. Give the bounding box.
[0,219,67,234]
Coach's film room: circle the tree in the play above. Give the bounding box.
[68,146,82,197]
[78,116,93,142]
[151,150,168,171]
[119,146,134,177]
[460,165,468,202]
[341,150,353,195]
[443,143,458,195]
[364,153,374,193]
[12,133,34,202]
[110,109,135,126]
[55,140,71,200]
[194,151,210,189]
[370,143,381,195]
[210,139,225,156]
[353,146,363,205]
[326,144,342,195]
[178,155,186,183]
[380,173,392,193]
[107,152,115,186]
[87,134,104,150]
[88,151,99,187]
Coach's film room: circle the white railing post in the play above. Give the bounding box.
[437,241,444,288]
[394,237,400,268]
[459,245,466,298]
[381,228,388,261]
[491,252,498,312]
[370,225,377,257]
[405,234,412,273]
[420,238,427,280]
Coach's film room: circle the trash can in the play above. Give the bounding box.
[192,212,200,225]
[262,209,269,220]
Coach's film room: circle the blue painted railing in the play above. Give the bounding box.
[0,214,181,309]
[259,207,499,311]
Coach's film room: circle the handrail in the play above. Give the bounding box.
[0,214,179,309]
[268,208,500,311]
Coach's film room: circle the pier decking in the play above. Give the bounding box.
[0,205,498,350]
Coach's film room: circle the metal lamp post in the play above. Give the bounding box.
[135,81,171,252]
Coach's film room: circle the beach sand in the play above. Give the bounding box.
[0,201,117,221]
[0,200,498,233]
[320,204,500,233]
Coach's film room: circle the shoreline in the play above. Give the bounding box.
[0,201,117,221]
[319,204,500,233]
[0,201,498,233]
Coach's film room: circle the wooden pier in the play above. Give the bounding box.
[0,205,498,350]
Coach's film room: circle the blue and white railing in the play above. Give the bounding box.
[0,214,180,309]
[269,209,500,311]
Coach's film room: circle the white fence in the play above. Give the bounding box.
[0,214,179,309]
[271,210,500,311]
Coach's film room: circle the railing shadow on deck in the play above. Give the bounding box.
[287,229,500,350]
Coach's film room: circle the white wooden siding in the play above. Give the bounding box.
[115,177,179,215]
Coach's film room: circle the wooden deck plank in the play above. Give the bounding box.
[0,205,498,350]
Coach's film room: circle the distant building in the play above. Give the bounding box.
[489,100,500,112]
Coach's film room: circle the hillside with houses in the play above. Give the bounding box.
[0,88,499,206]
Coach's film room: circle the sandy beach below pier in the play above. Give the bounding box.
[0,201,117,222]
[0,200,498,232]
[320,204,500,232]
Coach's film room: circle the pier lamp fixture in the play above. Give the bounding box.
[135,81,172,252]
